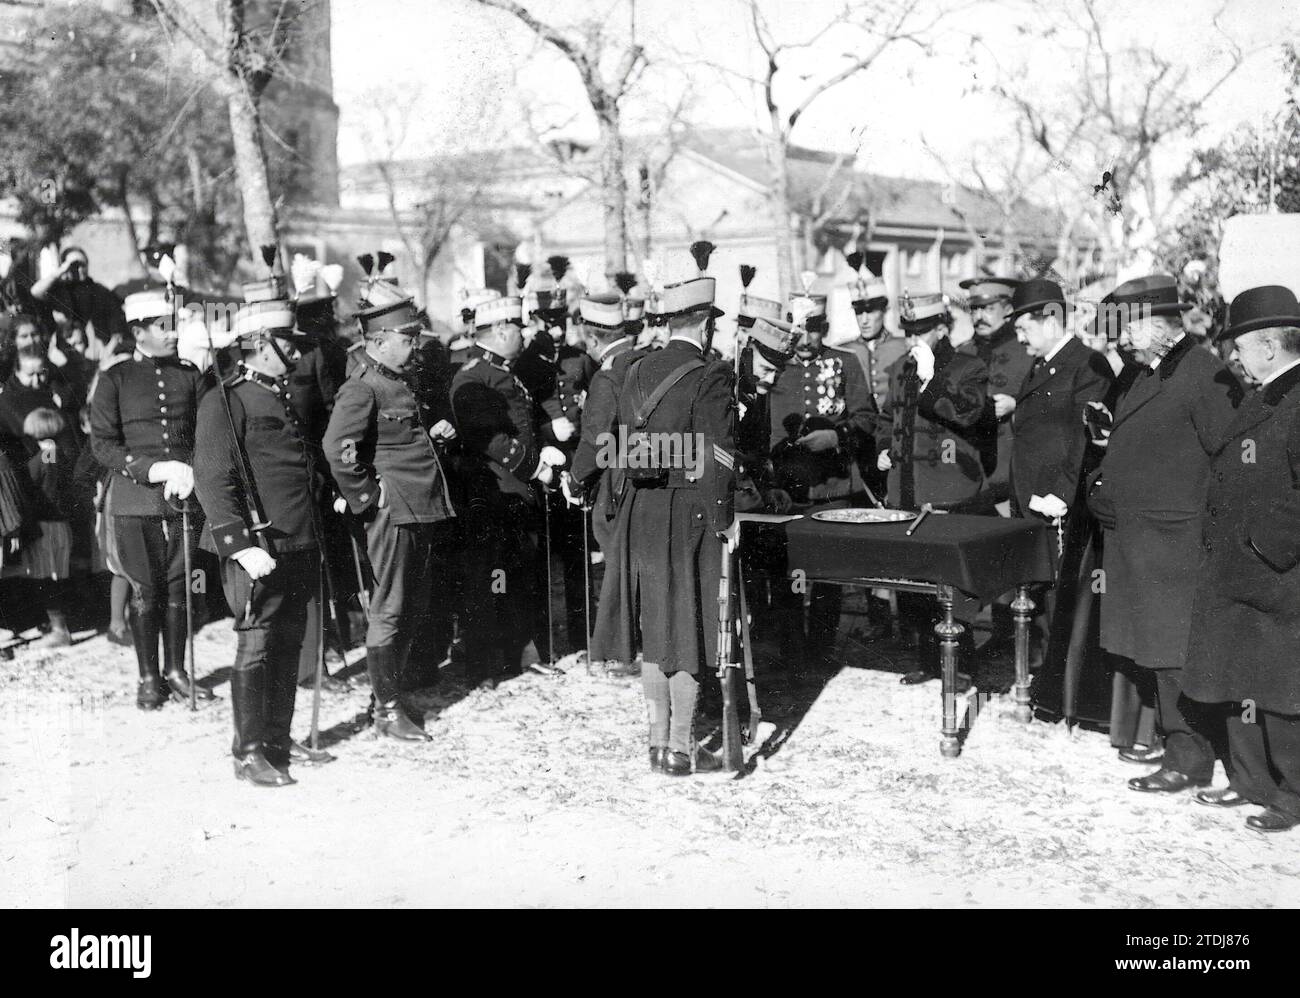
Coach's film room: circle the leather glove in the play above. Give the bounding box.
[539,445,567,468]
[549,417,576,443]
[797,428,839,453]
[231,547,277,580]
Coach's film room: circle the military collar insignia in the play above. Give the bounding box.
[239,364,287,394]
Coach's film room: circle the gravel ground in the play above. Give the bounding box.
[3,592,1298,908]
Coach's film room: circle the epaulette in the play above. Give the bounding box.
[461,357,480,372]
[178,359,197,370]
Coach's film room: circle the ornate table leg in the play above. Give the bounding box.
[935,585,963,758]
[1012,584,1036,723]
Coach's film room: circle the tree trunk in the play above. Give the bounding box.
[596,106,628,283]
[226,81,279,258]
[765,130,796,300]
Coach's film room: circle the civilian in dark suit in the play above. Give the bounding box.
[1183,286,1300,833]
[1086,276,1242,795]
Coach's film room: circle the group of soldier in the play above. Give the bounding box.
[74,234,1300,829]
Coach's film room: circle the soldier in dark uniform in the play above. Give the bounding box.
[765,293,875,665]
[90,289,212,710]
[580,272,736,777]
[323,294,458,741]
[193,291,334,786]
[451,296,567,687]
[565,292,646,676]
[875,292,990,686]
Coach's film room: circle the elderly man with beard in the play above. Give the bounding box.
[1181,286,1300,833]
[1086,275,1242,795]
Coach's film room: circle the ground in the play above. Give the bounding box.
[2,591,1298,909]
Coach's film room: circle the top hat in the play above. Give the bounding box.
[1010,279,1072,320]
[959,276,1021,308]
[1218,285,1300,342]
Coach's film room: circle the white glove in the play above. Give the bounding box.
[560,472,582,507]
[550,416,576,443]
[428,418,457,441]
[231,546,277,580]
[909,341,935,386]
[377,479,387,508]
[1029,493,1069,519]
[877,451,893,471]
[47,339,68,368]
[539,445,567,469]
[993,393,1017,419]
[534,462,555,487]
[149,461,194,501]
[332,496,348,514]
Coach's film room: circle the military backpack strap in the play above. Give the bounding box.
[629,357,706,428]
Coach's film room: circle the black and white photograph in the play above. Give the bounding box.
[1,0,1298,927]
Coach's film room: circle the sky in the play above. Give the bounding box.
[331,0,1295,192]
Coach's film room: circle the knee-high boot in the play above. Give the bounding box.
[163,601,213,701]
[130,600,164,710]
[230,666,293,787]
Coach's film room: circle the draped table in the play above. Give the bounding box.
[738,507,1056,757]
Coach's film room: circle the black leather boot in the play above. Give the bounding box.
[230,667,293,787]
[367,646,431,742]
[130,604,165,710]
[163,602,213,701]
[263,654,303,769]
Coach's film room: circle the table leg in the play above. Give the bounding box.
[935,586,963,758]
[1012,584,1035,723]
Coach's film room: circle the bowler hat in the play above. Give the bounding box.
[1218,285,1300,342]
[1010,279,1072,319]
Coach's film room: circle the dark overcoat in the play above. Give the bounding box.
[875,337,989,508]
[1010,336,1114,516]
[1088,337,1242,670]
[590,339,736,675]
[1183,362,1300,712]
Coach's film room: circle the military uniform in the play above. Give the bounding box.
[962,322,1034,508]
[194,363,324,781]
[591,328,736,772]
[876,337,989,509]
[90,343,207,707]
[450,347,543,681]
[323,338,457,734]
[571,336,645,550]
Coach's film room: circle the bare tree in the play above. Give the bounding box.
[354,85,506,304]
[471,0,647,282]
[991,0,1247,269]
[149,0,319,261]
[737,0,958,296]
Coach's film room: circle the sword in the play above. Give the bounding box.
[542,484,555,667]
[180,500,198,712]
[581,499,593,659]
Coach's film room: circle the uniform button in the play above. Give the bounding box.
[360,493,370,503]
[158,394,165,401]
[160,419,167,426]
[160,407,167,414]
[158,381,165,388]
[1209,507,1217,517]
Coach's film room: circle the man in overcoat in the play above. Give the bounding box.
[1086,275,1242,794]
[1182,285,1300,832]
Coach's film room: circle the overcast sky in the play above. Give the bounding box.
[331,0,1293,190]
